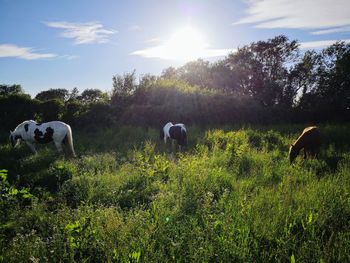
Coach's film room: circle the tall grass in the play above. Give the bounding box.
[1,124,349,262]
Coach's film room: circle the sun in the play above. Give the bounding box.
[161,26,209,61]
[131,26,232,60]
[163,27,208,61]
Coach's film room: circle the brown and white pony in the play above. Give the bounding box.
[161,122,187,150]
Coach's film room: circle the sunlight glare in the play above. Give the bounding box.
[162,26,209,61]
[131,26,232,61]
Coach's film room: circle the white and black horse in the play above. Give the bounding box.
[9,120,76,157]
[161,122,187,150]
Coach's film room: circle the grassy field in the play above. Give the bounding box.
[0,124,349,262]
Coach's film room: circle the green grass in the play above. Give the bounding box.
[1,124,349,262]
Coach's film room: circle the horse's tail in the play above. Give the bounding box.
[65,124,76,157]
[160,128,164,140]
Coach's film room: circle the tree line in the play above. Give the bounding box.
[1,35,349,132]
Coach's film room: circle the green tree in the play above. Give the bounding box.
[111,70,137,108]
[209,60,239,94]
[224,35,299,107]
[77,102,114,129]
[0,84,23,96]
[161,66,178,80]
[79,89,108,104]
[35,88,69,102]
[316,42,350,112]
[37,99,65,121]
[176,59,211,88]
[138,74,157,90]
[296,41,350,121]
[67,87,80,102]
[289,50,319,97]
[0,94,38,131]
[63,100,85,126]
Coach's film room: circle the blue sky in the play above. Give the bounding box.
[1,0,350,96]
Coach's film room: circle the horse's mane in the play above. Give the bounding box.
[14,120,37,131]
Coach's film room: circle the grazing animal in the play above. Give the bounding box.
[9,120,76,157]
[161,122,187,150]
[289,126,321,164]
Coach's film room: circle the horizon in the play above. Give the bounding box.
[1,0,350,97]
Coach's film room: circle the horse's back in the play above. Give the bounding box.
[31,121,71,141]
[302,126,320,138]
[175,123,186,131]
[300,126,321,148]
[45,121,70,128]
[302,126,318,134]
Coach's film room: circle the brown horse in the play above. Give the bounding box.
[289,126,321,164]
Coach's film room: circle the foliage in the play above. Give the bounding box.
[0,93,39,131]
[79,89,109,104]
[111,70,137,109]
[0,169,33,251]
[37,99,65,122]
[0,84,23,96]
[2,35,350,132]
[294,41,350,122]
[0,125,349,262]
[35,88,70,102]
[0,169,33,204]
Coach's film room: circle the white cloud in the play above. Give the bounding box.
[312,26,350,35]
[131,46,233,60]
[45,21,116,44]
[234,0,350,33]
[299,39,350,49]
[0,44,57,60]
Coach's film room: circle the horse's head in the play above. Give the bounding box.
[289,144,298,164]
[9,131,21,148]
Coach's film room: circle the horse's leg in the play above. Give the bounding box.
[311,148,317,159]
[54,140,63,153]
[61,141,68,155]
[315,148,319,159]
[26,142,37,153]
[303,148,307,159]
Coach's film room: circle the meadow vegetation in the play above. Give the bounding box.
[1,124,349,262]
[1,35,349,262]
